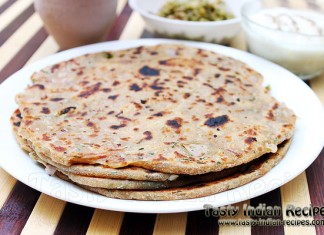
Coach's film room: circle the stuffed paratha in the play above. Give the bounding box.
[59,140,291,200]
[15,44,296,175]
[30,149,276,190]
[12,44,296,200]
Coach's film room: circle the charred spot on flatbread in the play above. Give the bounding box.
[130,83,142,92]
[204,115,229,127]
[139,66,160,76]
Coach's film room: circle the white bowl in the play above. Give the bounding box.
[241,0,324,80]
[129,0,249,44]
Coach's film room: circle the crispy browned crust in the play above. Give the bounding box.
[10,109,33,152]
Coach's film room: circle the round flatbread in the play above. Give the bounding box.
[15,44,295,175]
[56,139,291,200]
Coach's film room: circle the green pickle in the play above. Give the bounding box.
[158,0,234,21]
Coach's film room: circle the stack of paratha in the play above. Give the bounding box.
[11,44,296,200]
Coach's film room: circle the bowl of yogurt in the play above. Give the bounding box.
[241,0,324,80]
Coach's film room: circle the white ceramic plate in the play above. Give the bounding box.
[0,39,323,213]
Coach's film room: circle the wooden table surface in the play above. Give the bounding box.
[0,0,323,234]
